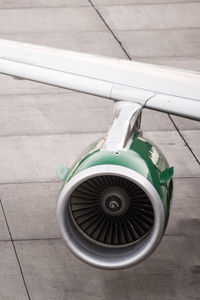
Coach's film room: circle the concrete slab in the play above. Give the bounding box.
[136,56,200,72]
[0,7,106,34]
[113,29,200,59]
[141,109,174,131]
[0,203,10,240]
[0,74,66,96]
[0,133,103,184]
[0,182,61,240]
[98,3,200,30]
[170,115,200,131]
[167,178,200,236]
[14,237,200,300]
[143,130,200,177]
[0,0,89,8]
[0,93,113,136]
[144,130,184,147]
[0,31,126,59]
[144,58,200,74]
[181,130,200,161]
[0,94,175,136]
[0,241,29,300]
[92,0,199,5]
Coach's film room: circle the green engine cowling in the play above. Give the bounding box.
[57,131,173,270]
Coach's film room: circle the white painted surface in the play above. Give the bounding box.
[0,39,199,120]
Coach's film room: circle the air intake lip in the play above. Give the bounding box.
[57,165,165,270]
[70,175,154,247]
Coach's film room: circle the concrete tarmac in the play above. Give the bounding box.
[0,1,199,299]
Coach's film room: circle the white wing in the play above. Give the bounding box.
[0,39,199,121]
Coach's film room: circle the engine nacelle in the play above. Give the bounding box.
[57,132,173,270]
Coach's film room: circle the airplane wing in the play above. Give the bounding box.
[0,39,199,121]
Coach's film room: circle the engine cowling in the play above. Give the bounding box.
[57,132,173,269]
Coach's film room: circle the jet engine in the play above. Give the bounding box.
[57,102,173,269]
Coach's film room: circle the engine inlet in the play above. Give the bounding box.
[69,175,154,247]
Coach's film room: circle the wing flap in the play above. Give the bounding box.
[146,94,200,121]
[0,57,113,99]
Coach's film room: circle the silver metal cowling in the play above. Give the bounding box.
[57,165,165,270]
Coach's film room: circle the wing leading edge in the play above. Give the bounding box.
[0,39,199,121]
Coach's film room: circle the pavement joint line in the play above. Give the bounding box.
[0,176,200,186]
[0,199,31,300]
[0,234,191,243]
[0,180,60,185]
[0,91,74,96]
[132,55,200,59]
[0,29,111,37]
[0,91,76,96]
[0,131,107,137]
[164,233,189,236]
[0,29,110,35]
[179,129,200,133]
[174,176,200,179]
[13,237,62,242]
[0,129,180,138]
[0,1,199,10]
[111,27,200,32]
[88,0,132,59]
[0,5,91,10]
[95,1,200,7]
[2,27,200,35]
[169,115,200,165]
